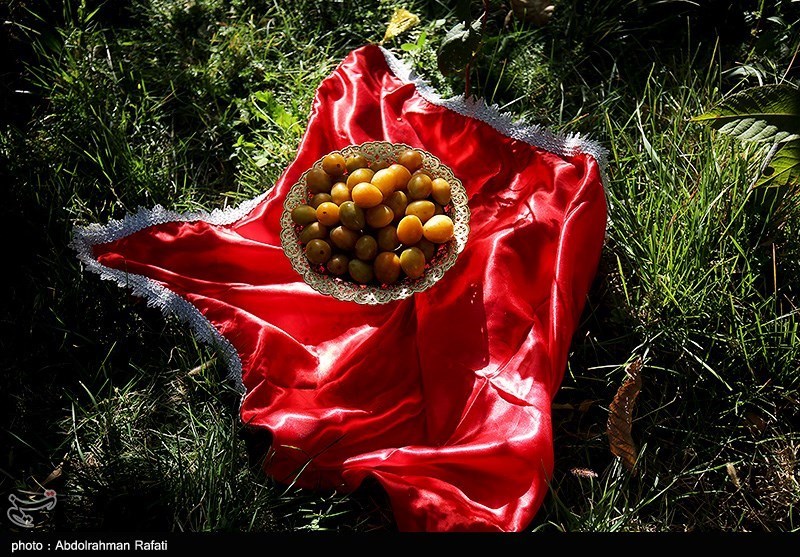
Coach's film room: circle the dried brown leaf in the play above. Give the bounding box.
[42,466,62,486]
[607,358,643,472]
[726,462,741,489]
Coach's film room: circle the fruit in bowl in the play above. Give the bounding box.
[280,141,469,304]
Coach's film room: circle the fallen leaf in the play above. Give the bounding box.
[726,462,741,489]
[42,465,62,486]
[382,8,420,44]
[188,359,215,376]
[607,358,643,472]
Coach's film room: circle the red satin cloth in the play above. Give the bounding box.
[91,45,606,531]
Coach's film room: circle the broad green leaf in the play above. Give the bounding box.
[693,84,800,143]
[400,31,427,52]
[437,19,483,76]
[756,139,800,188]
[382,8,420,43]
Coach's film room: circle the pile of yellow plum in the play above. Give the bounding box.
[290,148,455,286]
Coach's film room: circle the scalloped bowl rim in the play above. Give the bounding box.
[279,141,470,305]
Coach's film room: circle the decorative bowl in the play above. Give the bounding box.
[279,141,470,304]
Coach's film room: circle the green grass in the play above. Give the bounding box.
[2,0,799,531]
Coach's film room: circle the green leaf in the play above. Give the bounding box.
[253,90,271,104]
[756,139,800,188]
[437,19,483,76]
[273,106,298,131]
[252,90,298,132]
[693,84,800,143]
[401,31,428,52]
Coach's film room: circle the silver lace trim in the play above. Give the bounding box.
[379,47,609,170]
[73,47,608,391]
[71,193,267,394]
